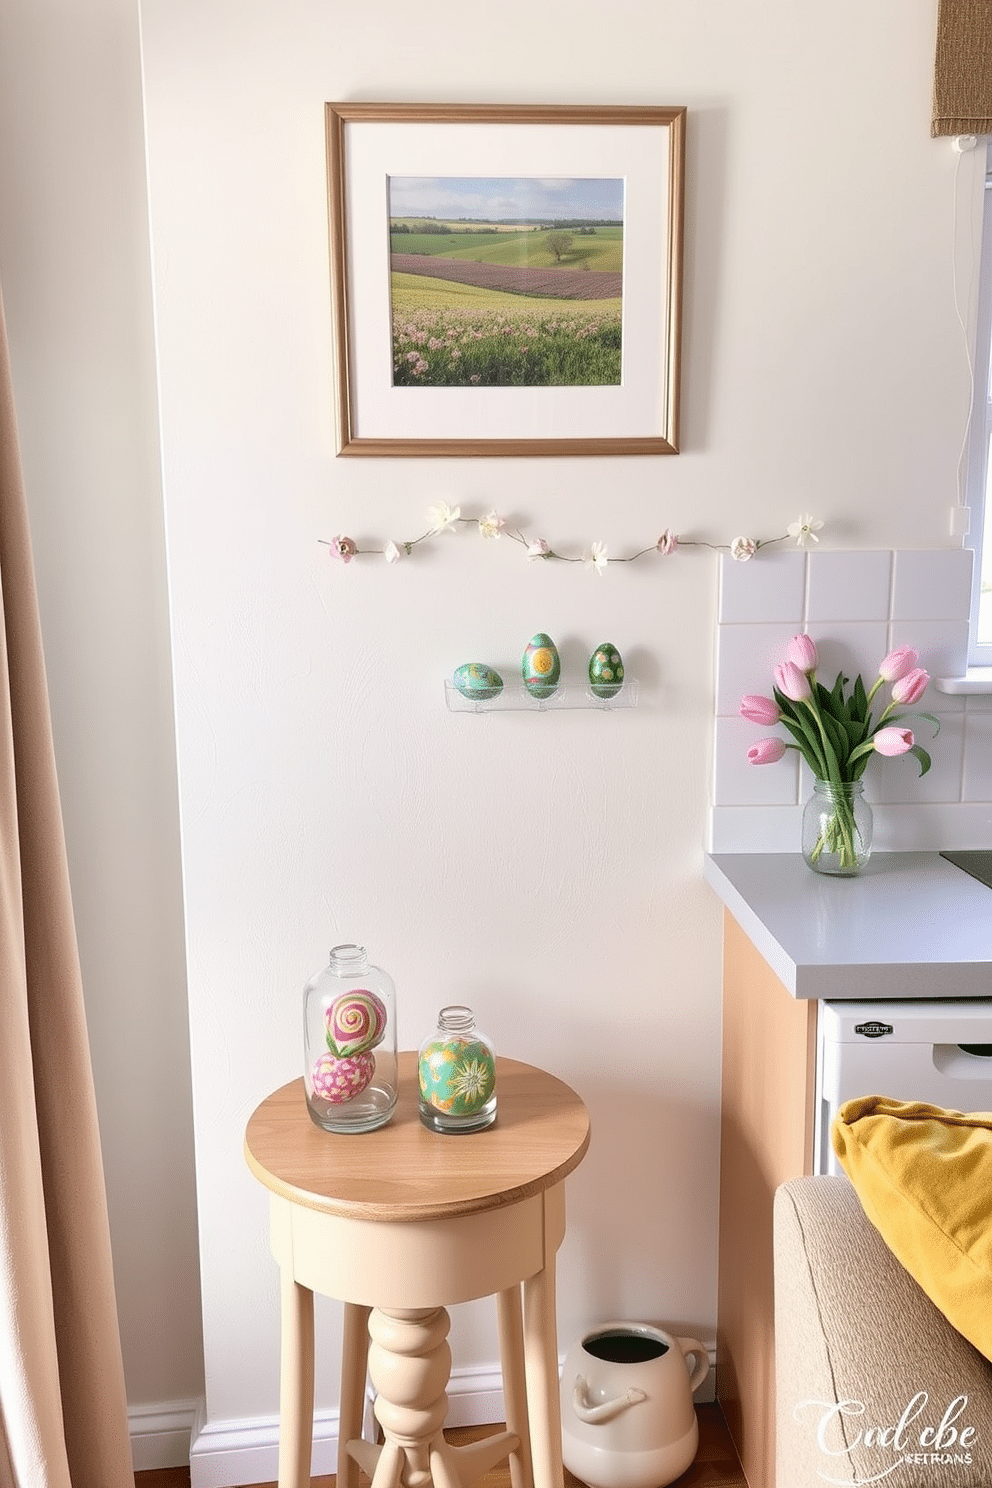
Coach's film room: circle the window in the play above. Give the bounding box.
[966,142,992,665]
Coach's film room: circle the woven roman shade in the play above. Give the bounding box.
[932,0,992,137]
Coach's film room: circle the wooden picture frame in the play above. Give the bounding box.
[325,102,686,457]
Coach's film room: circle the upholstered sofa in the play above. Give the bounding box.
[774,1174,992,1487]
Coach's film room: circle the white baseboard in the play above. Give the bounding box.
[187,1364,503,1488]
[183,1346,716,1487]
[129,1398,200,1472]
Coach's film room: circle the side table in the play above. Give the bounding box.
[244,1053,590,1488]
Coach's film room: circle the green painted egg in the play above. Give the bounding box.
[521,633,561,699]
[453,663,504,701]
[588,642,624,699]
[419,1037,497,1115]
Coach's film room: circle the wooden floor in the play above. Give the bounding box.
[133,1408,747,1488]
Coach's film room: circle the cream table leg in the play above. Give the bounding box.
[278,1267,315,1488]
[496,1285,533,1488]
[522,1263,565,1488]
[338,1303,372,1488]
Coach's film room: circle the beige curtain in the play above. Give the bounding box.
[932,0,992,136]
[0,286,133,1487]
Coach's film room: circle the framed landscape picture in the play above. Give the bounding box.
[325,102,686,457]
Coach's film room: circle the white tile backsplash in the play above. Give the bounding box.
[718,550,806,624]
[710,547,992,851]
[963,711,992,801]
[806,550,892,623]
[891,548,974,620]
[713,716,800,805]
[714,622,800,716]
[888,618,970,681]
[802,623,891,688]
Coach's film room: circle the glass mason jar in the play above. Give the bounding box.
[418,1005,497,1134]
[802,779,873,876]
[303,944,397,1133]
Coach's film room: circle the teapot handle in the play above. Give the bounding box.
[572,1375,648,1425]
[676,1336,710,1394]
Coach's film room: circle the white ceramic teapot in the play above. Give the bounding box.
[560,1322,709,1488]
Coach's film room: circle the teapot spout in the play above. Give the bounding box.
[571,1376,648,1425]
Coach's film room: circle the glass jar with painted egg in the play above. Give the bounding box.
[418,1005,497,1134]
[303,943,397,1133]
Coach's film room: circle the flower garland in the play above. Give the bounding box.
[320,508,824,571]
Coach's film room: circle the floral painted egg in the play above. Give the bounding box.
[521,633,561,699]
[419,1038,496,1116]
[311,1049,376,1104]
[325,989,387,1058]
[453,663,504,701]
[588,642,625,699]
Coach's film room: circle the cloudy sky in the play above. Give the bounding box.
[387,175,624,222]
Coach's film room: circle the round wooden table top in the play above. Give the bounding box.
[244,1054,590,1223]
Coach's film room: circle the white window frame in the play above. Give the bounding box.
[966,141,992,667]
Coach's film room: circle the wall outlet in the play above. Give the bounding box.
[950,505,971,537]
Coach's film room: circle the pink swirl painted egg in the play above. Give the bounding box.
[311,1050,375,1104]
[325,988,387,1057]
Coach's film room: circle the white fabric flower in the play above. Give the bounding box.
[383,540,402,564]
[786,513,823,548]
[585,541,609,575]
[427,502,461,533]
[478,511,505,540]
[730,536,757,562]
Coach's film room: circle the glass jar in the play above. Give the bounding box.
[303,944,397,1133]
[418,1005,497,1134]
[802,779,873,876]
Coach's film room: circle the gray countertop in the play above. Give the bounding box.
[702,852,992,1000]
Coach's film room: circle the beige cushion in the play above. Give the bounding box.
[833,1096,992,1361]
[775,1176,992,1488]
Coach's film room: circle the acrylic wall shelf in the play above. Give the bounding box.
[444,679,638,713]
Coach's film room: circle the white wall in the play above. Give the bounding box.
[2,0,984,1478]
[137,0,983,1473]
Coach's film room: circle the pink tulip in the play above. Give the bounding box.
[740,694,782,726]
[878,646,919,683]
[874,727,914,757]
[747,737,788,765]
[890,668,929,706]
[786,634,818,673]
[774,661,812,702]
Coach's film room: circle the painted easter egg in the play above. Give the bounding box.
[325,989,387,1058]
[311,1049,376,1104]
[521,633,561,699]
[453,663,504,701]
[588,642,625,699]
[419,1038,497,1116]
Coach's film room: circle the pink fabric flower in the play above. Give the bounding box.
[329,536,357,563]
[747,738,788,765]
[774,661,812,702]
[740,694,782,726]
[890,668,930,706]
[878,646,919,683]
[786,634,818,673]
[656,529,679,555]
[874,727,914,757]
